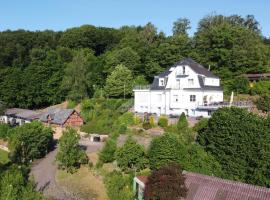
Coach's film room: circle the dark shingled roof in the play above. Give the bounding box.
[39,108,75,125]
[157,58,218,78]
[172,58,218,78]
[5,108,41,120]
[183,75,223,91]
[150,76,166,90]
[150,58,219,90]
[136,172,270,200]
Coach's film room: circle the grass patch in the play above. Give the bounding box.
[56,167,108,200]
[0,149,9,164]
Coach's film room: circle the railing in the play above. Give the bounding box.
[197,101,253,110]
[133,85,151,90]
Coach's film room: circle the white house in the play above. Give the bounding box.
[133,58,223,117]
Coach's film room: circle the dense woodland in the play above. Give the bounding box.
[0,14,270,109]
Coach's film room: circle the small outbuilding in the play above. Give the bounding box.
[39,108,84,127]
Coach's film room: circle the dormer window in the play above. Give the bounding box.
[188,79,194,86]
[159,78,165,86]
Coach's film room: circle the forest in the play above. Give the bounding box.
[0,14,270,109]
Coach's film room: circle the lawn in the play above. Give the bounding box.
[56,166,108,200]
[0,149,9,164]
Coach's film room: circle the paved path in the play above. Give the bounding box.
[31,139,104,200]
[31,148,79,200]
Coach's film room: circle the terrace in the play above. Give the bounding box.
[197,101,253,110]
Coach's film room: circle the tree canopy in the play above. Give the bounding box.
[0,14,269,108]
[8,121,54,164]
[198,107,270,187]
[144,162,187,200]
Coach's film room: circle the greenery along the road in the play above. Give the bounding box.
[0,14,269,109]
[0,149,9,164]
[0,122,55,200]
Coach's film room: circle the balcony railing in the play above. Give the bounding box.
[197,101,253,110]
[133,85,151,90]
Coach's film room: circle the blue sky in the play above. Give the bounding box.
[1,0,269,37]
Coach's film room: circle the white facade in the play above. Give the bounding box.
[133,59,223,117]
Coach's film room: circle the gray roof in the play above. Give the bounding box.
[150,76,167,90]
[193,75,223,91]
[156,58,218,79]
[172,58,218,78]
[183,76,223,91]
[150,58,220,90]
[5,108,41,120]
[39,108,75,125]
[137,172,270,200]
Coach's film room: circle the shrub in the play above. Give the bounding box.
[158,115,168,128]
[144,163,187,200]
[0,165,43,199]
[193,118,208,133]
[118,112,134,126]
[229,76,250,94]
[67,100,77,109]
[148,133,187,169]
[99,139,117,163]
[118,123,127,134]
[56,128,88,173]
[149,116,155,127]
[142,122,152,130]
[116,137,148,171]
[197,107,270,187]
[133,116,141,125]
[177,112,188,130]
[8,121,54,164]
[255,94,270,112]
[250,80,270,95]
[105,170,133,200]
[148,133,222,175]
[0,124,10,139]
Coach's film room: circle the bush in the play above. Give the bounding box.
[147,133,222,175]
[99,139,117,163]
[0,165,43,199]
[118,112,134,126]
[8,121,54,164]
[67,100,77,109]
[177,113,188,130]
[197,107,270,187]
[0,124,10,139]
[142,122,152,130]
[118,123,127,134]
[158,115,168,128]
[250,80,270,95]
[144,163,187,200]
[230,76,250,94]
[116,137,148,171]
[133,116,141,125]
[193,118,208,133]
[104,171,133,200]
[255,95,270,112]
[149,116,155,127]
[148,133,187,169]
[56,128,89,173]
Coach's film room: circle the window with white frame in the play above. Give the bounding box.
[159,78,164,86]
[173,95,179,102]
[188,79,194,86]
[190,95,196,102]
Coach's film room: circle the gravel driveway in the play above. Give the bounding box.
[31,139,104,200]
